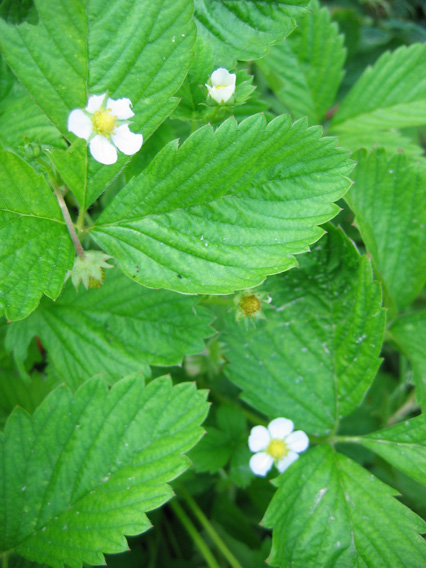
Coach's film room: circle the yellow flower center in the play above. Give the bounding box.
[267,439,289,460]
[92,109,117,137]
[240,295,261,316]
[216,84,227,89]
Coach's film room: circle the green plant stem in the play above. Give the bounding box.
[387,390,418,425]
[53,185,85,259]
[1,553,9,568]
[178,485,244,568]
[169,499,221,568]
[76,205,86,232]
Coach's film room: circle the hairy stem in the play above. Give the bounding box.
[169,500,221,568]
[179,485,244,568]
[53,185,85,259]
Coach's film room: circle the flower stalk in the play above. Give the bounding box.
[53,184,85,259]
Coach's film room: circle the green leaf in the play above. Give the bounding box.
[0,369,60,430]
[335,128,424,158]
[0,0,196,207]
[91,114,353,295]
[256,0,346,124]
[221,225,385,435]
[346,149,426,311]
[263,445,426,567]
[193,0,309,67]
[0,374,208,567]
[359,414,426,487]
[332,43,426,132]
[0,150,74,321]
[388,311,426,407]
[189,427,232,473]
[0,57,65,151]
[6,269,213,390]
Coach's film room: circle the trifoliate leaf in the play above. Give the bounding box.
[347,149,426,311]
[331,43,426,132]
[0,375,209,568]
[0,0,196,207]
[256,0,346,124]
[6,270,214,390]
[221,225,385,435]
[194,0,309,67]
[359,414,426,486]
[263,445,426,567]
[388,311,426,407]
[0,150,74,321]
[91,114,353,295]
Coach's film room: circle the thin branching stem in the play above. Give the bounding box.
[178,484,244,568]
[169,499,221,568]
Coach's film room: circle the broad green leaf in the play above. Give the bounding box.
[0,66,65,151]
[359,414,426,487]
[91,114,353,295]
[189,404,248,475]
[388,311,426,407]
[256,0,346,124]
[347,149,426,311]
[221,225,385,435]
[0,150,74,321]
[6,270,213,391]
[194,0,309,67]
[0,0,196,207]
[0,0,37,24]
[335,128,424,158]
[0,375,208,567]
[332,43,426,132]
[263,445,426,567]
[189,427,232,473]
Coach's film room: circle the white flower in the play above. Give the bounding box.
[67,94,143,165]
[206,68,236,104]
[248,417,309,477]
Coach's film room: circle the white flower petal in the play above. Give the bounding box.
[276,451,299,473]
[248,426,270,452]
[249,452,274,477]
[89,135,117,165]
[286,430,310,453]
[86,94,106,113]
[208,85,235,104]
[67,109,92,140]
[211,68,236,87]
[268,417,294,440]
[107,97,134,119]
[111,124,143,156]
